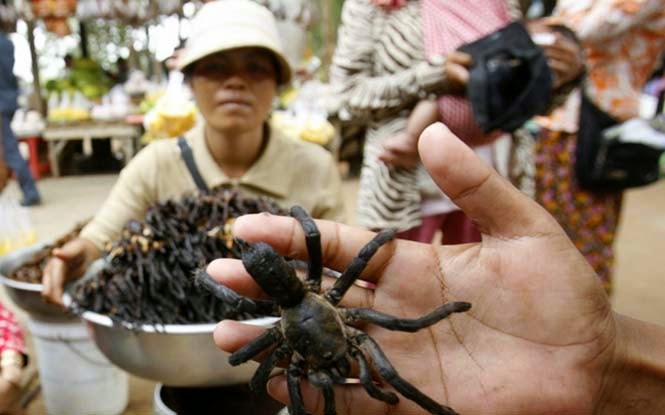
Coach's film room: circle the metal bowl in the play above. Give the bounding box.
[64,260,279,387]
[0,243,79,322]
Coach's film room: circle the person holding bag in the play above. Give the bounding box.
[329,0,583,243]
[534,0,665,294]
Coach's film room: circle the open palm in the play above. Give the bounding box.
[210,123,617,414]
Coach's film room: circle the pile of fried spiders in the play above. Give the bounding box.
[197,206,471,415]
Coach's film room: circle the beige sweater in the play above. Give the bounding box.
[80,124,346,250]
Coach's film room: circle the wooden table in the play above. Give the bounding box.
[42,121,141,177]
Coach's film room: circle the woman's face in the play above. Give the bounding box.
[189,47,278,135]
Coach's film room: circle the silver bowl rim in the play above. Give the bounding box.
[0,272,43,292]
[62,292,280,334]
[0,241,50,292]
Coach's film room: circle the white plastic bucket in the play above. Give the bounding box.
[27,319,129,415]
[153,384,176,415]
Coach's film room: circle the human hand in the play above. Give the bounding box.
[0,377,22,414]
[529,22,584,89]
[42,238,100,305]
[443,51,472,95]
[209,123,627,414]
[378,131,420,169]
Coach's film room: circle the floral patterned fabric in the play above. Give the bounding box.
[540,0,665,133]
[534,0,664,292]
[535,129,622,293]
[560,0,665,121]
[0,302,26,355]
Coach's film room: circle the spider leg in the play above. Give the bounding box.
[195,269,277,316]
[342,302,471,332]
[325,229,395,305]
[287,356,311,415]
[349,347,399,404]
[249,342,291,395]
[289,259,340,279]
[328,355,351,382]
[229,327,282,366]
[290,205,323,293]
[350,329,459,415]
[236,238,305,308]
[308,371,337,415]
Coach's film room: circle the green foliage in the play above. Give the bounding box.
[45,58,112,100]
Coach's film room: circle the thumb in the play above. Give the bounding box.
[418,123,556,238]
[52,240,84,261]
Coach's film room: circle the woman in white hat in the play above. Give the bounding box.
[41,0,346,304]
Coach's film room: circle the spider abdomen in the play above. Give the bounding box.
[281,293,348,369]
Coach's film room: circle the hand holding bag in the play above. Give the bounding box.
[459,22,554,133]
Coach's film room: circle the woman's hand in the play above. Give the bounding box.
[442,51,472,95]
[42,238,100,305]
[542,32,584,89]
[208,124,664,414]
[0,377,23,414]
[529,21,585,89]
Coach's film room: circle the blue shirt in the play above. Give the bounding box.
[0,33,19,113]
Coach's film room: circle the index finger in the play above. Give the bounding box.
[42,258,66,306]
[447,51,472,66]
[545,33,579,55]
[232,215,402,284]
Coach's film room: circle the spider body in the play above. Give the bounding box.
[197,206,470,415]
[281,292,349,369]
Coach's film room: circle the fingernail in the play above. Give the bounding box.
[424,122,450,136]
[267,375,287,392]
[232,213,264,231]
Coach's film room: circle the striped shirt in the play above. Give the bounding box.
[330,0,521,231]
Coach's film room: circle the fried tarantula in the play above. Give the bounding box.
[197,206,470,415]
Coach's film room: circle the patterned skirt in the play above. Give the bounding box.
[535,128,623,294]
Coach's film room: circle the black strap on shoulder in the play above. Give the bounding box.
[177,136,209,192]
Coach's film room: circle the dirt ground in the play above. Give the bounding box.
[1,174,664,414]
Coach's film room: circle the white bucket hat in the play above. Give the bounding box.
[178,0,292,85]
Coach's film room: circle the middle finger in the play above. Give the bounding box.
[206,258,376,309]
[232,214,399,283]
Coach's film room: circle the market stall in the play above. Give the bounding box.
[10,0,184,176]
[42,120,141,176]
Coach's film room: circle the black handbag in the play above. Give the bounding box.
[459,22,553,133]
[576,91,665,192]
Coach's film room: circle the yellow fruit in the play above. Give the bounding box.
[300,120,335,145]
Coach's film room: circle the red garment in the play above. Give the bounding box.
[0,302,26,355]
[421,0,510,145]
[369,0,407,10]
